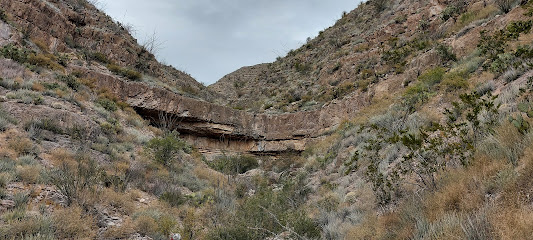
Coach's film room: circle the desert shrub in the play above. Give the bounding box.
[27,54,63,71]
[479,20,533,66]
[403,67,445,111]
[496,0,517,13]
[95,97,118,112]
[0,107,17,131]
[86,51,110,64]
[348,91,499,205]
[0,214,54,239]
[8,136,38,156]
[102,220,136,240]
[171,167,207,192]
[157,215,178,238]
[0,76,35,90]
[0,157,16,175]
[100,121,122,137]
[6,90,44,105]
[502,68,523,83]
[145,131,190,166]
[293,61,311,74]
[208,155,259,175]
[48,153,101,206]
[418,67,446,86]
[133,209,178,239]
[0,9,7,22]
[382,38,430,68]
[371,0,388,12]
[0,44,31,63]
[51,206,94,239]
[107,64,142,80]
[135,215,159,237]
[101,188,135,214]
[13,191,30,209]
[441,0,467,21]
[56,74,80,91]
[441,71,469,90]
[160,190,187,207]
[436,43,457,63]
[24,118,64,135]
[16,165,41,184]
[207,174,319,240]
[478,30,508,62]
[507,20,533,39]
[462,209,495,240]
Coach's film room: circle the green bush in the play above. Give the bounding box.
[478,30,508,61]
[0,9,7,22]
[382,39,430,66]
[436,43,457,63]
[95,97,118,112]
[6,90,44,105]
[208,155,259,175]
[27,54,63,71]
[507,20,533,39]
[293,61,311,74]
[56,74,80,91]
[24,118,64,135]
[87,51,110,64]
[371,0,388,12]
[0,44,31,63]
[0,214,55,239]
[207,175,319,240]
[403,67,445,111]
[107,64,142,81]
[0,107,17,131]
[159,191,187,207]
[441,72,469,90]
[145,131,190,166]
[441,1,467,21]
[496,0,516,13]
[418,67,445,86]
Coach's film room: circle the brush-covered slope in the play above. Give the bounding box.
[3,0,533,239]
[209,0,501,113]
[0,0,217,100]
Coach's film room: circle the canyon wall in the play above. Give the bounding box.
[86,70,371,154]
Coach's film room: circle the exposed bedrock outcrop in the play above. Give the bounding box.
[84,70,371,154]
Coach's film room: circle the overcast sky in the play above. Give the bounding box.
[98,0,361,85]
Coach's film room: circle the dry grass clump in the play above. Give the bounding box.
[490,207,533,240]
[135,215,158,236]
[48,148,75,165]
[16,165,41,184]
[51,206,94,239]
[101,188,135,215]
[345,215,383,239]
[193,165,228,187]
[7,135,37,157]
[0,212,54,239]
[132,207,179,239]
[424,170,485,221]
[102,218,136,239]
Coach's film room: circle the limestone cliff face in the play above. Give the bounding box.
[83,69,371,153]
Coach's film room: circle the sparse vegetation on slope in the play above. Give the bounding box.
[3,0,533,239]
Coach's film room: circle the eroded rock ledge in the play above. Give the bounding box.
[86,70,371,153]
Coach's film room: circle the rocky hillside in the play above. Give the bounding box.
[0,0,217,100]
[209,0,507,113]
[2,0,533,239]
